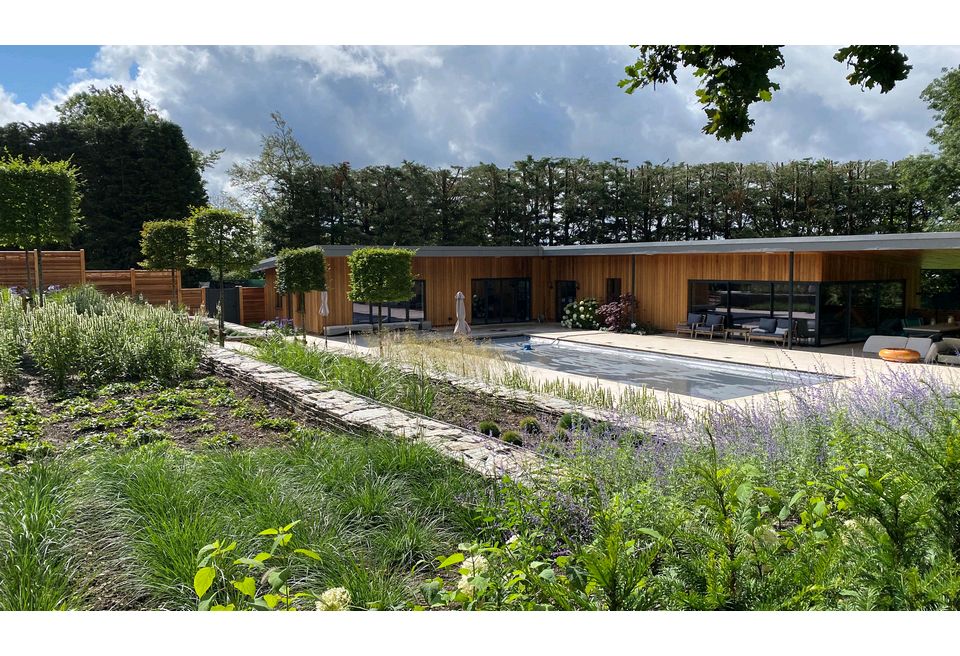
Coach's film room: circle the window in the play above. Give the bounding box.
[353,280,427,325]
[605,278,622,303]
[471,278,532,324]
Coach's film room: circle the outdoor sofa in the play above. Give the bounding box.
[749,318,792,347]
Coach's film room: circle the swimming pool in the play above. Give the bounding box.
[489,336,838,401]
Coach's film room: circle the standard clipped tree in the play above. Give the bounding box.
[139,219,192,306]
[188,207,260,346]
[0,154,81,305]
[275,246,327,342]
[347,247,415,354]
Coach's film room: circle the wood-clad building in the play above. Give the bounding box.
[255,233,960,346]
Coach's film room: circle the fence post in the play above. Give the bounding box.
[79,249,86,284]
[200,287,206,316]
[130,269,136,297]
[33,250,40,291]
[238,286,245,325]
[176,270,183,306]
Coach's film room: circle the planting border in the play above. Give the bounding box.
[201,346,548,481]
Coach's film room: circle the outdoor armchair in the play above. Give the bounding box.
[694,313,727,339]
[676,312,703,336]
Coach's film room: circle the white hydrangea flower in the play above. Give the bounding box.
[315,586,352,611]
[457,576,475,598]
[462,554,488,576]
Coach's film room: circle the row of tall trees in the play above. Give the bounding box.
[234,123,936,252]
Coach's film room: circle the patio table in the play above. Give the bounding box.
[724,327,752,342]
[903,323,960,338]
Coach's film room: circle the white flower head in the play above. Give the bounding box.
[462,554,488,576]
[456,575,475,598]
[316,586,352,611]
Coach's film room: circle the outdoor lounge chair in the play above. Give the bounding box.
[694,313,727,339]
[676,312,704,337]
[750,318,791,347]
[862,335,937,363]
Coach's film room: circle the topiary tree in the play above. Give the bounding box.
[139,219,192,306]
[347,247,415,354]
[0,154,81,306]
[188,207,260,346]
[275,246,327,342]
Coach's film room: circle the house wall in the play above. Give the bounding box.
[261,249,923,334]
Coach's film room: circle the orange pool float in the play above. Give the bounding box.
[878,348,921,363]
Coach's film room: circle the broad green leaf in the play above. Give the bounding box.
[294,548,321,561]
[254,552,272,562]
[211,603,236,611]
[758,89,773,101]
[259,528,279,536]
[437,553,464,569]
[637,528,664,541]
[538,568,556,581]
[233,557,268,569]
[262,594,281,609]
[233,576,257,598]
[281,520,301,532]
[194,567,216,599]
[267,568,291,590]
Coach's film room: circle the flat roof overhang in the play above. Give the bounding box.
[253,232,960,272]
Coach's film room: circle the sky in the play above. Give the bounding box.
[1,45,959,197]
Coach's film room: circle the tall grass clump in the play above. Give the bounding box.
[256,336,436,415]
[27,289,205,389]
[0,461,80,610]
[0,289,28,387]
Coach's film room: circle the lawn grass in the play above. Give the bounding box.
[0,433,488,610]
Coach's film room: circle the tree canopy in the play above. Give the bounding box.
[56,84,161,128]
[275,246,327,295]
[347,247,415,305]
[619,46,912,140]
[0,154,81,252]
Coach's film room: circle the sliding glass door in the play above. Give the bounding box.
[471,278,532,324]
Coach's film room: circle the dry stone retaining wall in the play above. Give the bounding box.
[201,345,548,481]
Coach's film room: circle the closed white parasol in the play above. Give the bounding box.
[319,290,330,347]
[453,291,471,335]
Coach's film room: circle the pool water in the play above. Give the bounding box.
[489,336,838,401]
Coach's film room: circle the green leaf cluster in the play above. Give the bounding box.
[187,207,260,275]
[275,246,326,295]
[620,45,910,141]
[139,220,191,271]
[0,154,81,250]
[346,247,415,304]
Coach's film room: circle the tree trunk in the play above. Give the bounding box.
[218,270,225,347]
[377,303,384,356]
[23,249,33,306]
[37,250,45,307]
[299,292,307,343]
[171,268,177,308]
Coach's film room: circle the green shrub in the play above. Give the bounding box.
[518,417,541,435]
[501,430,523,446]
[557,412,590,432]
[26,288,205,390]
[561,298,600,330]
[0,290,28,387]
[477,421,500,438]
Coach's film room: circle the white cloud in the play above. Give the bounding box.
[3,45,959,197]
